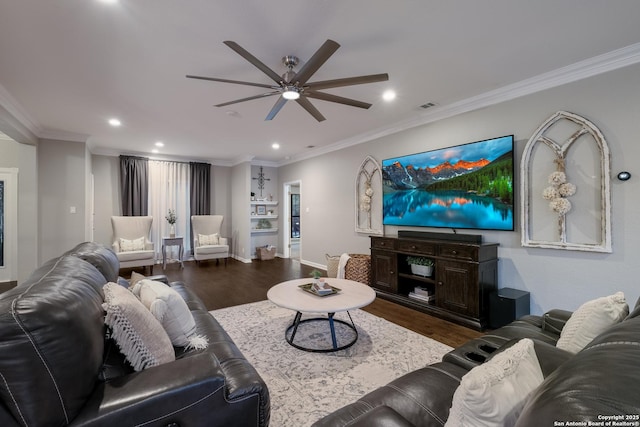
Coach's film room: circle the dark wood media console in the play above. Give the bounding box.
[370,235,498,330]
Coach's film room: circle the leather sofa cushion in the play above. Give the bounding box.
[0,256,106,427]
[64,241,120,283]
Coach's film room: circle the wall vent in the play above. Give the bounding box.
[420,102,437,109]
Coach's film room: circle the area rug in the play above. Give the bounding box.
[211,300,453,427]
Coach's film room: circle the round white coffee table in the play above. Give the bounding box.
[267,278,376,352]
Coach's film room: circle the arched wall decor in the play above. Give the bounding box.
[355,155,383,235]
[520,111,612,252]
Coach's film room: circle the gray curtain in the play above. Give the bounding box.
[189,162,211,251]
[120,156,149,216]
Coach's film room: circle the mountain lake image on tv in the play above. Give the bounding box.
[382,135,515,231]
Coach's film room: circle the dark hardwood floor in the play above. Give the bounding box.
[127,257,484,348]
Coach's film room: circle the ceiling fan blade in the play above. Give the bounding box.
[305,73,389,90]
[223,41,283,84]
[215,91,281,107]
[293,39,340,85]
[186,75,276,89]
[305,91,372,109]
[265,97,288,121]
[296,97,326,122]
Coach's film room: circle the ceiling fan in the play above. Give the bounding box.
[186,39,389,122]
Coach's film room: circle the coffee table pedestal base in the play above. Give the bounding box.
[285,311,357,353]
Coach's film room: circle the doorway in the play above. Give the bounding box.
[283,180,301,260]
[0,168,18,284]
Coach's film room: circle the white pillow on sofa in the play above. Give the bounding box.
[556,291,628,354]
[134,279,208,350]
[198,233,219,246]
[445,338,543,427]
[102,282,175,371]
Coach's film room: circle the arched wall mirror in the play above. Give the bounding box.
[520,111,612,253]
[355,155,383,235]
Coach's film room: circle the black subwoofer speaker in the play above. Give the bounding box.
[490,288,530,329]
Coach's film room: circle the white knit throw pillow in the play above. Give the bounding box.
[102,282,175,371]
[135,279,208,350]
[556,291,628,353]
[119,236,145,252]
[446,338,543,427]
[198,233,219,246]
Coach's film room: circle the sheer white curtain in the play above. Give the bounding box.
[148,161,191,260]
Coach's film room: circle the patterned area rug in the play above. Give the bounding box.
[211,300,453,427]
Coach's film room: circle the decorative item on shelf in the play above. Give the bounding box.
[406,256,434,277]
[165,209,177,238]
[256,205,266,215]
[251,192,256,201]
[256,219,272,229]
[268,193,273,201]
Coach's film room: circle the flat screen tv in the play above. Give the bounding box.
[382,135,515,231]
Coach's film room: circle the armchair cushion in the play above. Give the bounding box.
[102,282,175,371]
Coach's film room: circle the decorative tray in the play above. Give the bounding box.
[298,283,341,297]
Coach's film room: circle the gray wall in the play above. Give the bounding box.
[37,139,90,262]
[278,62,640,315]
[0,138,38,282]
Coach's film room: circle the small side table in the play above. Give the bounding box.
[162,236,184,269]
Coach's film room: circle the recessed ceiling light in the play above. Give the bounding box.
[155,141,164,147]
[108,118,121,127]
[382,90,396,102]
[272,143,280,149]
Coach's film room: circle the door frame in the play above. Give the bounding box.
[282,180,301,259]
[0,168,18,283]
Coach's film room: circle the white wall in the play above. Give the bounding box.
[278,63,640,315]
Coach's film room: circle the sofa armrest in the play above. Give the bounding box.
[71,352,267,427]
[542,309,573,335]
[219,237,229,245]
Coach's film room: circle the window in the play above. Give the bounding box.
[291,193,300,238]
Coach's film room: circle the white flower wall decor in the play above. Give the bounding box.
[355,155,383,235]
[520,111,612,253]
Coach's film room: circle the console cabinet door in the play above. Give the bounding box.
[436,260,478,317]
[371,250,398,293]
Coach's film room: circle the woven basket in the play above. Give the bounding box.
[344,254,372,286]
[325,254,340,278]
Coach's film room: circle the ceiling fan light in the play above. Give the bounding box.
[282,87,300,100]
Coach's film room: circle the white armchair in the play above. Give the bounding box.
[192,215,229,265]
[111,216,155,273]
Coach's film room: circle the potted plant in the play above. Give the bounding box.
[309,269,332,295]
[406,256,434,277]
[165,209,177,237]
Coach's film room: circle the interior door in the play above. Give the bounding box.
[0,168,18,283]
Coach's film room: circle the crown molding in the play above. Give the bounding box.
[279,42,640,166]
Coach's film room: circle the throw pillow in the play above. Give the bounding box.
[129,271,146,289]
[137,279,208,350]
[102,282,175,371]
[119,236,146,252]
[445,338,544,427]
[198,233,219,246]
[556,291,628,353]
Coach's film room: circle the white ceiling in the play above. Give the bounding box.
[1,0,640,165]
